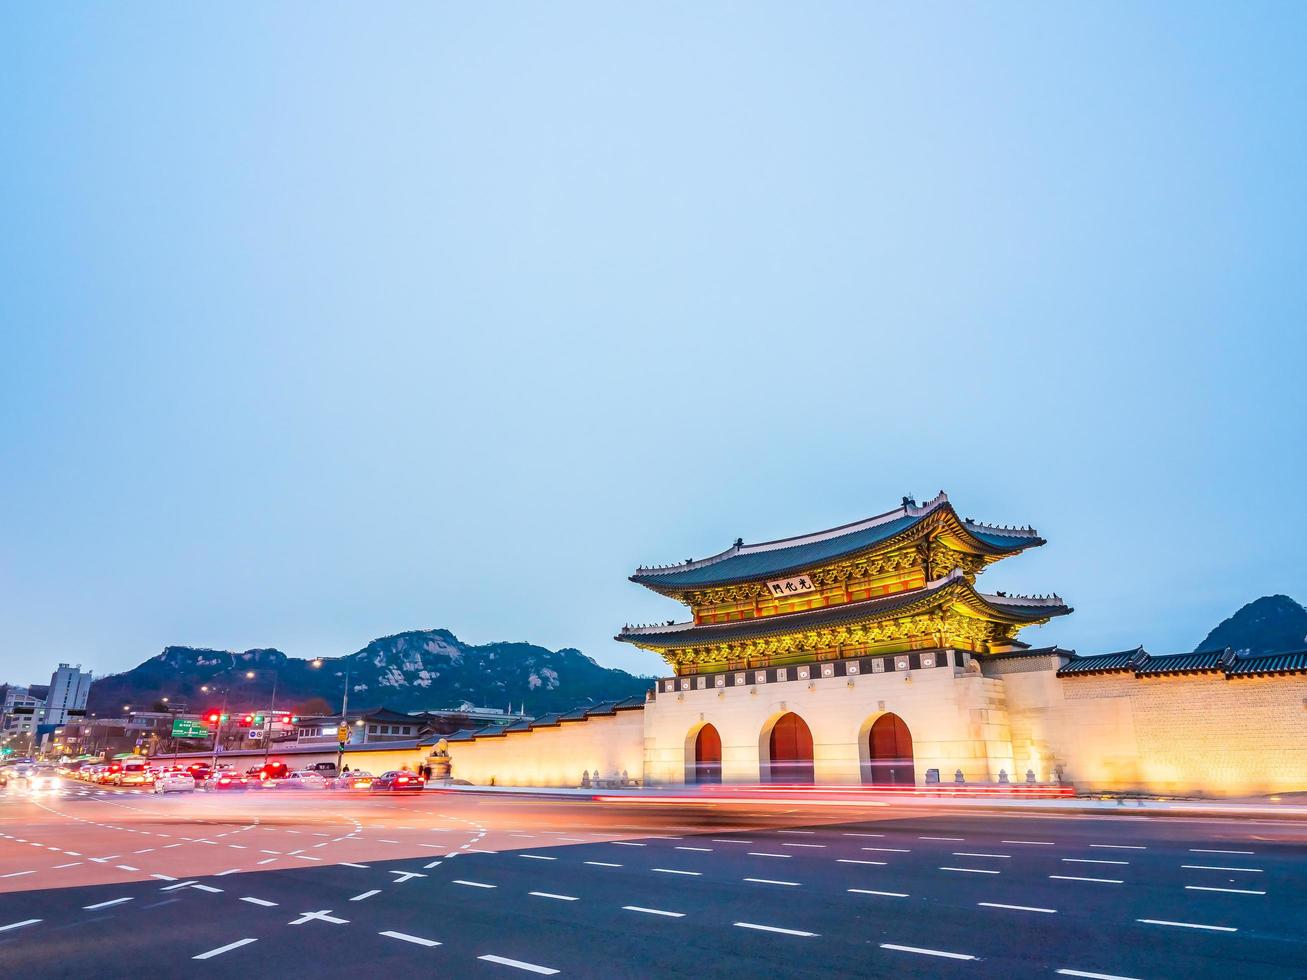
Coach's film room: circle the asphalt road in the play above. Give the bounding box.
[1,781,1304,978]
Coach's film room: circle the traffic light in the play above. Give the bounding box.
[254,715,264,725]
[220,713,229,722]
[289,716,299,724]
[206,712,221,724]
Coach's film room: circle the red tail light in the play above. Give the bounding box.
[396,776,409,783]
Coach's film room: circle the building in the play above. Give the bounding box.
[44,664,92,727]
[437,493,1307,797]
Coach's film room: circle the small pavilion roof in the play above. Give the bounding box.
[618,570,1070,649]
[629,492,1043,592]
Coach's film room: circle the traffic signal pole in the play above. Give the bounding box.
[210,691,228,772]
[336,664,351,775]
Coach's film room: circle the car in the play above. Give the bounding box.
[26,766,60,792]
[369,770,426,793]
[279,771,328,790]
[184,763,212,782]
[333,770,374,790]
[204,771,248,791]
[114,760,152,787]
[153,771,196,793]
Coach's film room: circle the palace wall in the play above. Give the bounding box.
[1001,670,1307,796]
[643,660,1018,786]
[444,709,646,787]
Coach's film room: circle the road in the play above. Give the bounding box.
[1,780,1304,978]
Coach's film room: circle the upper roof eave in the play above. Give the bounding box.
[629,492,1044,593]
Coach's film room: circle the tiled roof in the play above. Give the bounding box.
[620,572,1070,649]
[629,492,1043,590]
[1135,649,1234,676]
[1056,647,1148,677]
[1226,649,1307,677]
[426,697,648,746]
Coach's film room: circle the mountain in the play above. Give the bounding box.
[1194,595,1307,656]
[85,629,652,717]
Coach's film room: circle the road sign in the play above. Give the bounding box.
[171,718,210,739]
[337,724,350,742]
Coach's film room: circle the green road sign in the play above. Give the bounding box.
[171,718,211,739]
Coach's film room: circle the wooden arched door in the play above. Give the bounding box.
[766,712,814,783]
[693,724,722,784]
[865,713,915,786]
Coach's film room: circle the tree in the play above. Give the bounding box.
[295,697,334,717]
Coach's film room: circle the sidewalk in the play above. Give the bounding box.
[425,781,1307,820]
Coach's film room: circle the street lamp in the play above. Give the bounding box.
[310,658,352,774]
[244,668,279,765]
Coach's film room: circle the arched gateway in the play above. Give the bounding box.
[865,712,915,786]
[764,712,814,783]
[692,724,722,783]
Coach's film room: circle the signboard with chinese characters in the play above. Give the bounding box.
[766,575,817,597]
[171,718,210,739]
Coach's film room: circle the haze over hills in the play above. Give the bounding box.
[82,629,653,717]
[1193,594,1307,656]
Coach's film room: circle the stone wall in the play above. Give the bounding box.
[443,709,646,787]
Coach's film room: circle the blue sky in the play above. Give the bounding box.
[2,4,1305,685]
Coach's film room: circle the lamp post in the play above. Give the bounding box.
[311,658,351,774]
[202,685,230,772]
[245,669,279,766]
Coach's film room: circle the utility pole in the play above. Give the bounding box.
[210,689,228,772]
[262,671,279,766]
[335,664,351,774]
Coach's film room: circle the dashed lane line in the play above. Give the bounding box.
[1063,858,1129,866]
[453,880,497,889]
[350,890,381,902]
[979,902,1056,913]
[193,938,258,960]
[1184,885,1266,895]
[585,861,622,868]
[880,943,974,960]
[529,892,578,901]
[381,931,441,948]
[1136,918,1237,933]
[940,867,1000,875]
[623,906,684,917]
[519,854,556,861]
[1180,865,1262,873]
[1190,849,1254,855]
[735,922,818,937]
[1002,840,1055,846]
[240,897,278,907]
[864,847,911,853]
[743,878,800,886]
[1049,876,1123,884]
[918,836,964,842]
[652,868,702,876]
[749,852,791,859]
[1090,844,1145,851]
[953,852,1007,859]
[83,897,133,910]
[1056,970,1142,980]
[836,859,885,866]
[848,889,908,898]
[479,954,560,975]
[0,919,41,932]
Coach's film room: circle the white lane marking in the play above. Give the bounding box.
[453,879,497,888]
[256,858,277,865]
[1002,840,1055,846]
[586,861,622,867]
[780,843,825,848]
[150,874,176,881]
[652,868,702,876]
[424,861,443,869]
[735,922,817,937]
[1057,970,1142,979]
[1063,858,1129,865]
[478,954,560,975]
[1185,885,1266,895]
[54,863,84,869]
[837,858,885,866]
[844,832,885,837]
[1090,844,1145,850]
[192,884,224,893]
[340,862,370,869]
[940,867,999,875]
[919,836,964,842]
[953,852,1009,859]
[240,897,278,907]
[160,880,197,891]
[293,855,321,862]
[0,871,34,878]
[610,841,646,847]
[193,938,257,960]
[748,852,791,858]
[1181,865,1262,873]
[848,888,908,897]
[624,905,684,917]
[1190,848,1254,855]
[380,930,440,947]
[1136,918,1237,932]
[289,909,349,926]
[530,892,578,901]
[0,919,41,932]
[745,878,800,886]
[979,902,1057,913]
[881,943,975,960]
[350,890,381,902]
[214,869,242,877]
[1049,875,1123,884]
[712,839,752,844]
[675,846,712,852]
[776,830,814,835]
[864,847,911,853]
[519,854,556,861]
[83,897,133,910]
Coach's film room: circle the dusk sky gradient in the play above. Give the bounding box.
[2,4,1305,685]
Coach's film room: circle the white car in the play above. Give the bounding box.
[279,770,328,790]
[153,771,196,793]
